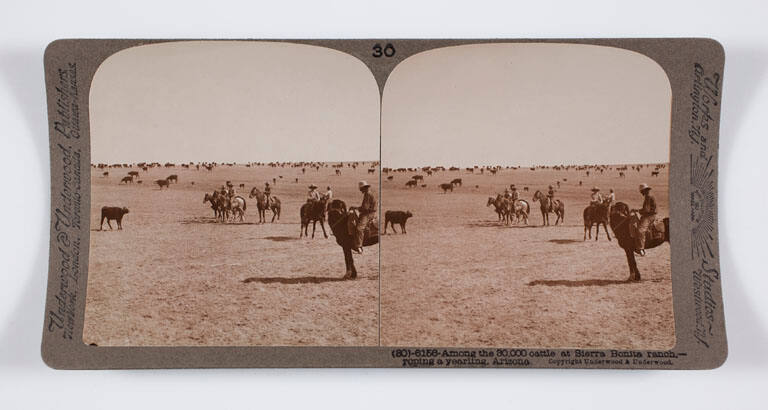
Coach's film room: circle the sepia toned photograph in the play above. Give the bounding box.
[380,43,674,349]
[83,41,381,346]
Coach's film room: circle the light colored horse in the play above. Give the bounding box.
[512,199,530,225]
[229,195,247,222]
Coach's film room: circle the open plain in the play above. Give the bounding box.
[84,163,380,346]
[380,164,673,350]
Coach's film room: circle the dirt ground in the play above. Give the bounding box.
[380,164,674,350]
[85,162,673,349]
[84,163,380,346]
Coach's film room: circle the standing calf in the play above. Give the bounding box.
[384,210,413,234]
[100,206,129,230]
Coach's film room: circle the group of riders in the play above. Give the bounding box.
[258,180,376,254]
[218,176,656,257]
[498,182,657,256]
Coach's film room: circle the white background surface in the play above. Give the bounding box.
[1,1,766,408]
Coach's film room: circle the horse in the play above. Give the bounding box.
[203,192,220,219]
[583,201,611,241]
[229,195,247,222]
[326,199,379,279]
[512,199,530,225]
[299,196,329,238]
[609,202,670,281]
[249,188,281,223]
[532,190,565,226]
[487,196,509,223]
[216,194,231,222]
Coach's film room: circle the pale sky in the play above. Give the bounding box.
[90,41,380,164]
[382,43,672,168]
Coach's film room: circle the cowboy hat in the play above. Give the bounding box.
[358,181,371,189]
[639,183,651,192]
[591,186,600,191]
[308,184,318,189]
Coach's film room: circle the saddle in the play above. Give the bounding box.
[629,216,666,242]
[346,211,379,240]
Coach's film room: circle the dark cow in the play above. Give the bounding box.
[405,180,417,188]
[155,179,170,189]
[167,174,178,183]
[99,206,129,230]
[384,210,413,234]
[102,171,109,177]
[239,183,245,189]
[120,176,133,184]
[128,171,139,178]
[387,175,394,181]
[451,178,462,187]
[439,183,454,193]
[368,168,376,174]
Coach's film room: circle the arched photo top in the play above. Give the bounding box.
[382,43,672,168]
[89,41,380,164]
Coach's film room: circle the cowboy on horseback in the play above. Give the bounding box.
[264,182,272,205]
[351,181,376,254]
[633,183,657,256]
[546,185,556,212]
[590,186,603,206]
[308,184,321,203]
[510,185,520,201]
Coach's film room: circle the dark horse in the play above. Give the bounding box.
[326,199,379,279]
[609,202,670,281]
[203,192,220,219]
[249,188,281,223]
[583,201,611,241]
[487,195,510,224]
[300,196,329,238]
[532,190,565,226]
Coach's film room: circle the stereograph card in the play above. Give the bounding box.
[41,38,726,369]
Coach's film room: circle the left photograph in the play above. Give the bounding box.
[83,41,381,346]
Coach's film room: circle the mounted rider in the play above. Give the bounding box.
[323,186,333,211]
[352,180,377,254]
[547,185,556,211]
[590,186,603,206]
[307,184,321,203]
[264,182,272,206]
[634,183,657,256]
[510,185,520,202]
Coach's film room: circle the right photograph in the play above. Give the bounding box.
[380,43,674,349]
